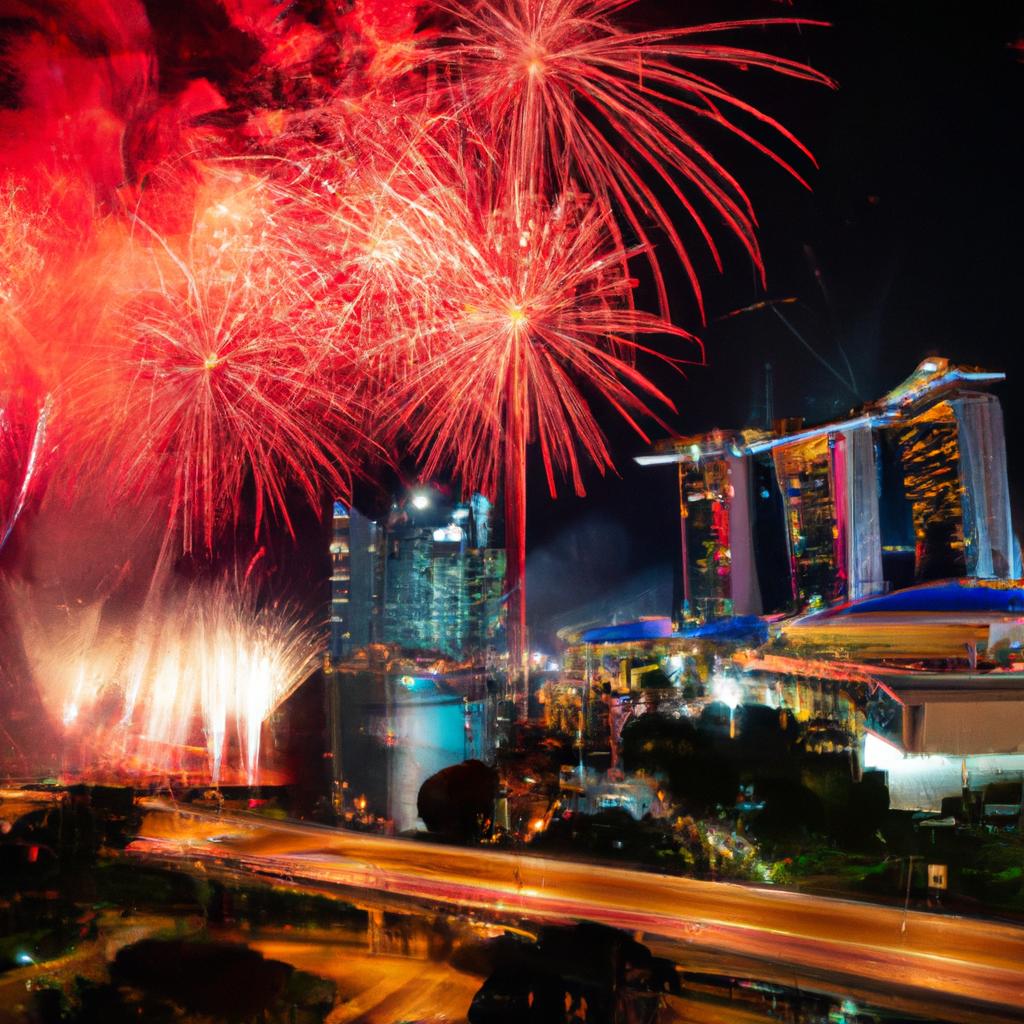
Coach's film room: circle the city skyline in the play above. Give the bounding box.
[0,4,1022,1022]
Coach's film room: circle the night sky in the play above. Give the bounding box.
[522,1,1023,644]
[2,1,1020,647]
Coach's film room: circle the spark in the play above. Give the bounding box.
[419,0,833,318]
[13,572,320,784]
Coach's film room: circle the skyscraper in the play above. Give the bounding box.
[329,488,505,662]
[638,358,1020,621]
[329,501,383,661]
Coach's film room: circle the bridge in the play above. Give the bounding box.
[130,799,1024,1023]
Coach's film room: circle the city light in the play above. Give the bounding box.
[712,674,743,711]
[432,525,464,543]
[0,7,1017,1023]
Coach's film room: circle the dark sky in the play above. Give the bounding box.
[522,0,1023,643]
[7,1,1017,646]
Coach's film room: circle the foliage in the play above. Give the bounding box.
[417,758,499,840]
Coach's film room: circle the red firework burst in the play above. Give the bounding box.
[380,174,701,664]
[76,184,358,553]
[418,0,833,318]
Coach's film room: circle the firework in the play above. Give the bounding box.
[379,176,700,665]
[13,571,319,784]
[71,174,361,553]
[0,177,105,556]
[418,0,833,318]
[0,0,827,766]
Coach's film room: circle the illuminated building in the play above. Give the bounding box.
[326,489,505,824]
[757,580,1024,812]
[330,490,505,661]
[561,587,1024,814]
[380,489,506,659]
[551,360,1024,816]
[667,431,789,622]
[638,359,1019,621]
[329,501,382,659]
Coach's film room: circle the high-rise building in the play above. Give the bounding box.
[329,501,383,660]
[329,488,506,661]
[638,358,1020,621]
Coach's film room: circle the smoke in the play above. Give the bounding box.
[525,513,673,648]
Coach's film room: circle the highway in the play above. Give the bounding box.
[130,799,1024,1021]
[0,903,855,1024]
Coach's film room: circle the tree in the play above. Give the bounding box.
[417,759,498,840]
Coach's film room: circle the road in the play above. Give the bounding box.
[0,904,839,1024]
[130,799,1024,1021]
[242,934,480,1024]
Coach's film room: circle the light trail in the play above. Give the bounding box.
[130,800,1024,1023]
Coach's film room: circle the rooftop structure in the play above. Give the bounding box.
[637,359,1019,623]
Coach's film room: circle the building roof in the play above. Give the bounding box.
[576,615,768,646]
[802,579,1024,619]
[579,618,674,644]
[774,580,1024,664]
[635,358,1004,467]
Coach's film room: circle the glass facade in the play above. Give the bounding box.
[330,490,506,661]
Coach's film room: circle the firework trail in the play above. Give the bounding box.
[418,0,833,319]
[0,394,51,553]
[0,0,826,765]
